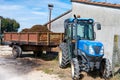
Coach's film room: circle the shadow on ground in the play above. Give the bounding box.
[20,51,58,61]
[6,51,58,75]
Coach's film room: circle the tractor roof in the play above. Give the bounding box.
[65,18,94,23]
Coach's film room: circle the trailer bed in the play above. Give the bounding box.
[4,32,64,47]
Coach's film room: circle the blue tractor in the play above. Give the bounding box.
[58,15,112,80]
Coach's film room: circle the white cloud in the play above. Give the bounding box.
[32,7,42,11]
[0,5,24,11]
[31,11,47,15]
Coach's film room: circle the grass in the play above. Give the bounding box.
[43,68,54,74]
[115,63,120,67]
[111,74,120,80]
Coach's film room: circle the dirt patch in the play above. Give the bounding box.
[33,48,120,80]
[0,46,120,80]
[0,46,61,80]
[34,59,104,80]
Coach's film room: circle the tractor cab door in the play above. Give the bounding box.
[64,22,75,58]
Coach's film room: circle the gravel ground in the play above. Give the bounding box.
[0,45,61,80]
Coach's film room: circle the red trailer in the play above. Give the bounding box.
[4,32,64,58]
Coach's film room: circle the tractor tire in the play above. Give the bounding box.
[12,45,22,59]
[71,58,80,80]
[58,42,69,68]
[100,58,112,79]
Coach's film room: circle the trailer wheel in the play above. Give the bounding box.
[100,58,112,79]
[71,58,80,80]
[59,42,69,68]
[12,45,22,58]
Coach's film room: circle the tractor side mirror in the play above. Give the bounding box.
[97,23,101,30]
[94,22,101,30]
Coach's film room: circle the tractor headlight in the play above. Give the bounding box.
[89,46,94,55]
[100,46,104,54]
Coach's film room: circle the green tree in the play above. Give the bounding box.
[0,16,20,33]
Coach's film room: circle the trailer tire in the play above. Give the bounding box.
[12,45,22,58]
[100,58,112,79]
[59,42,69,68]
[71,58,80,80]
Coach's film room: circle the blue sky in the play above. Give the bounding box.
[94,0,120,3]
[0,0,71,31]
[0,0,120,31]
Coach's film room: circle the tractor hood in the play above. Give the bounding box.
[78,40,103,47]
[78,40,104,57]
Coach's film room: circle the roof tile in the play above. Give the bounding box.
[71,0,120,9]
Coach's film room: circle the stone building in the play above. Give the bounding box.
[45,0,120,63]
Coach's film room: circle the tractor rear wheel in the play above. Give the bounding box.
[58,42,69,68]
[12,45,22,58]
[100,58,112,79]
[71,58,80,80]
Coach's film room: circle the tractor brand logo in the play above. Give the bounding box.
[93,46,101,54]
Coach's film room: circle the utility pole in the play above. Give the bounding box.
[48,4,54,31]
[0,18,1,45]
[0,18,1,35]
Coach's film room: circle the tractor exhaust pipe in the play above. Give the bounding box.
[74,14,78,56]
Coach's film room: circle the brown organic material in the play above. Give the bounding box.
[21,25,51,32]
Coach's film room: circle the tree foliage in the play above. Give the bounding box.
[21,25,50,32]
[0,16,20,33]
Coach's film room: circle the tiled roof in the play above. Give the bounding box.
[71,0,120,9]
[44,10,72,26]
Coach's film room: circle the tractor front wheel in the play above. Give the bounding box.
[100,58,112,79]
[71,58,80,80]
[58,42,69,68]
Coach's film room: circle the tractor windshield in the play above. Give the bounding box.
[73,22,94,40]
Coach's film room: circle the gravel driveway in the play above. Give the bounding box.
[0,45,61,80]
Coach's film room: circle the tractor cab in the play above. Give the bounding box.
[64,18,95,41]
